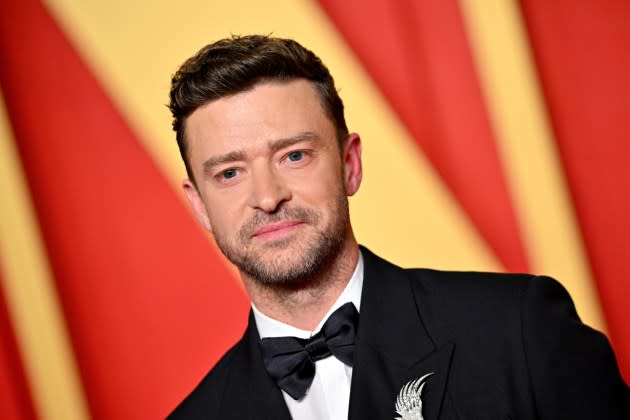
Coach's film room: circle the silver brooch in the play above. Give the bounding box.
[394,372,434,420]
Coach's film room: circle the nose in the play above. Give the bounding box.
[248,165,291,213]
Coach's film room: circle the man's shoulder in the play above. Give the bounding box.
[363,245,542,301]
[405,266,541,325]
[363,246,582,332]
[406,265,546,301]
[404,264,579,315]
[364,246,552,326]
[407,263,586,324]
[407,264,533,285]
[168,337,247,418]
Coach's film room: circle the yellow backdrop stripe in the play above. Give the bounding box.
[0,94,90,419]
[459,0,605,331]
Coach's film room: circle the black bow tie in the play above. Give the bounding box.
[260,302,359,400]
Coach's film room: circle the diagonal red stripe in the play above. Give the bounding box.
[318,0,529,272]
[0,1,248,418]
[0,265,38,420]
[519,0,630,381]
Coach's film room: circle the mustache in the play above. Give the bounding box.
[239,206,320,240]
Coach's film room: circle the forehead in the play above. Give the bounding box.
[184,80,335,161]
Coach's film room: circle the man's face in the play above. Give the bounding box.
[183,80,362,286]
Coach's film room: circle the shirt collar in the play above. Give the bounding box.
[252,251,364,340]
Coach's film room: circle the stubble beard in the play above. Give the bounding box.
[212,191,349,289]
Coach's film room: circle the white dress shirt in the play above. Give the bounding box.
[252,253,364,420]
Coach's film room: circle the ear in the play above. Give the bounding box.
[182,179,213,233]
[342,133,363,196]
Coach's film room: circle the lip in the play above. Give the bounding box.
[252,220,303,239]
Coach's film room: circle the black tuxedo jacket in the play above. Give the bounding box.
[169,247,630,419]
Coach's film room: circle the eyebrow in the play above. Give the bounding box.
[201,131,319,176]
[202,150,246,176]
[268,131,319,153]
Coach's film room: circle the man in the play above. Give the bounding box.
[168,35,629,419]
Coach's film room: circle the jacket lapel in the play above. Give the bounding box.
[349,248,455,420]
[220,312,293,420]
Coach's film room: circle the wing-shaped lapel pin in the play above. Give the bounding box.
[394,372,434,420]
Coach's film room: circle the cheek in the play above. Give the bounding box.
[203,195,240,231]
[291,159,344,198]
[291,175,345,209]
[207,206,235,228]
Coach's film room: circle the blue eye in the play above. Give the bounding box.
[222,168,238,179]
[287,151,303,162]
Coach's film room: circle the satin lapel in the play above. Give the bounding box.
[221,312,292,420]
[348,248,455,420]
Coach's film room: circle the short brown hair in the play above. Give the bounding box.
[169,35,348,184]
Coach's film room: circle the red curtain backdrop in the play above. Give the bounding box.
[1,0,628,418]
[518,0,630,375]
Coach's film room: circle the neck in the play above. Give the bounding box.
[243,238,360,331]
